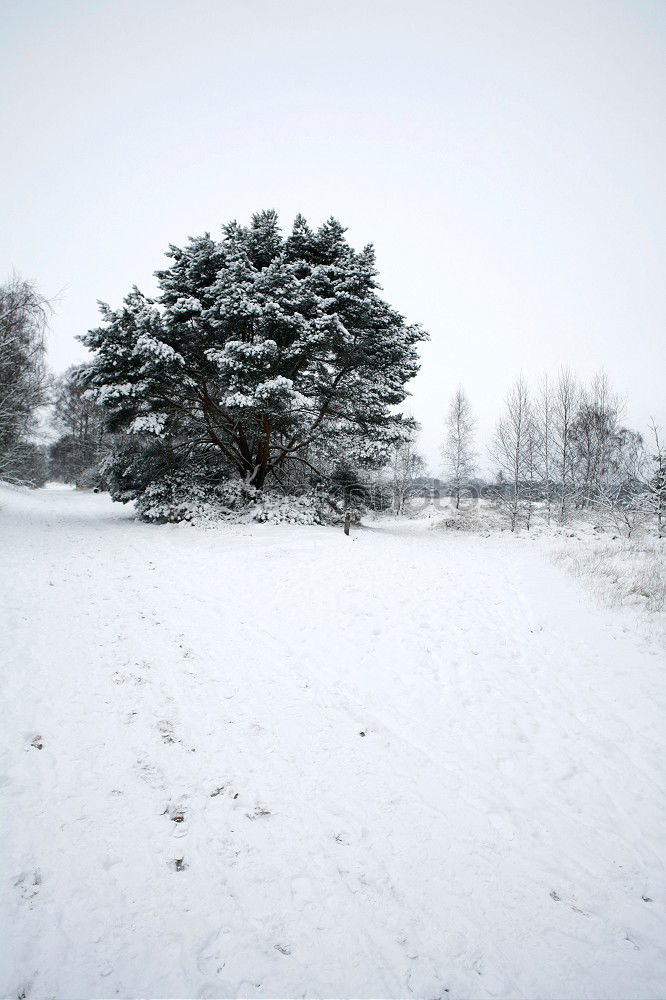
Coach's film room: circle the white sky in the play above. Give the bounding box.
[2,0,664,472]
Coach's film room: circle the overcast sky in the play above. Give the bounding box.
[2,0,664,470]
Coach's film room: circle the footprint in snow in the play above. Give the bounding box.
[246,805,271,820]
[14,869,41,902]
[158,720,179,744]
[406,955,444,997]
[624,931,640,950]
[163,803,186,824]
[134,757,166,790]
[197,926,230,977]
[163,803,188,837]
[113,670,146,686]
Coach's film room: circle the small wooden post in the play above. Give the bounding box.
[344,510,351,536]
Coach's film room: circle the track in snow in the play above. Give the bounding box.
[2,485,665,999]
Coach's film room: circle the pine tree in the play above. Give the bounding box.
[82,211,426,494]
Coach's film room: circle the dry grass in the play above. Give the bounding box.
[550,536,666,614]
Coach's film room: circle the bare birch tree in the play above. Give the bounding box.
[389,432,426,515]
[442,386,476,508]
[534,373,554,524]
[490,377,535,531]
[552,367,579,524]
[570,371,624,507]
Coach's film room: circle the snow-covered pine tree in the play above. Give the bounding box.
[81,211,426,495]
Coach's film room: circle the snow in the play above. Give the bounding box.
[133,333,185,365]
[128,412,169,436]
[2,484,665,999]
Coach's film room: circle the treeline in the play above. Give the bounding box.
[0,273,108,488]
[48,367,107,487]
[0,276,50,486]
[1,244,664,539]
[432,371,664,535]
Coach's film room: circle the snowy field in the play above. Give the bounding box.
[2,485,665,1000]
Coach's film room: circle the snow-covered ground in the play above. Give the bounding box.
[2,485,665,1000]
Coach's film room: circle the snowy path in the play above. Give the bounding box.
[1,486,665,1000]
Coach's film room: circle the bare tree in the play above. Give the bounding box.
[0,275,51,484]
[643,419,666,537]
[490,377,536,531]
[49,366,108,485]
[534,373,554,524]
[442,386,476,508]
[552,367,579,524]
[570,371,624,507]
[389,430,426,515]
[592,428,647,537]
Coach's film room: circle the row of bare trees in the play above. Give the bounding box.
[0,275,111,489]
[439,371,665,535]
[0,275,51,485]
[49,367,108,487]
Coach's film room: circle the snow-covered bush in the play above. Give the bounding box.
[135,475,258,523]
[134,473,335,526]
[100,436,182,504]
[252,492,332,525]
[431,499,500,534]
